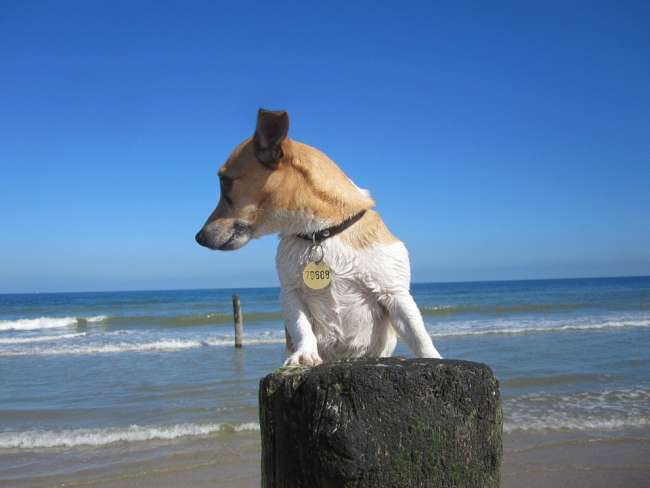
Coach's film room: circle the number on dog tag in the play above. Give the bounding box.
[302,261,332,290]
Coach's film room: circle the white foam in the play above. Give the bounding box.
[0,317,77,332]
[0,333,86,345]
[233,422,262,432]
[504,417,650,433]
[422,305,455,311]
[0,316,107,332]
[0,422,260,449]
[0,336,286,356]
[504,388,650,433]
[429,317,650,338]
[83,315,108,323]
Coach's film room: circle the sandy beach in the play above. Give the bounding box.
[3,429,647,487]
[502,430,650,488]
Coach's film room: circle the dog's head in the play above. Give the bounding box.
[195,109,289,250]
[196,109,374,251]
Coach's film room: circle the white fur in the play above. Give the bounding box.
[276,232,442,366]
[346,176,371,199]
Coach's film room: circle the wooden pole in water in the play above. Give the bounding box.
[232,294,243,348]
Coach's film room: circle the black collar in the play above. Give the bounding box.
[297,210,367,243]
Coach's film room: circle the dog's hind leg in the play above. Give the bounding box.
[281,288,323,367]
[380,292,442,358]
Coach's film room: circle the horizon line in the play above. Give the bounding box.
[1,274,649,296]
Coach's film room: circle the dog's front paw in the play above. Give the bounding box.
[284,350,323,367]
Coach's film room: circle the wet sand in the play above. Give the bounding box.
[502,430,650,488]
[7,429,650,487]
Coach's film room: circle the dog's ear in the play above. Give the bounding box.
[253,108,289,169]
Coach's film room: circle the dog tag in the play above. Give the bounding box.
[302,261,332,290]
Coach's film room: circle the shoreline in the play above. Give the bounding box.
[3,429,649,487]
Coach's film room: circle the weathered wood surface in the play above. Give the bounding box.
[260,358,502,488]
[232,294,243,348]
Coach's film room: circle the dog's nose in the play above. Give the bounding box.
[195,229,207,246]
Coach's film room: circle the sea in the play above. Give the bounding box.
[1,276,649,486]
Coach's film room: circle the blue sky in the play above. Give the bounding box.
[1,1,649,293]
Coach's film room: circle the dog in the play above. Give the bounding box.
[196,109,442,366]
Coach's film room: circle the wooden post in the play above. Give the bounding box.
[232,294,243,348]
[260,358,502,487]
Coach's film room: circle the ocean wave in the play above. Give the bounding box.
[504,388,650,433]
[0,316,107,332]
[0,336,286,356]
[0,422,260,449]
[102,305,586,326]
[101,312,283,327]
[421,302,585,317]
[505,417,650,433]
[502,373,608,389]
[2,317,648,356]
[429,318,650,338]
[0,333,86,345]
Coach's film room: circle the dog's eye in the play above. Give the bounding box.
[220,176,234,205]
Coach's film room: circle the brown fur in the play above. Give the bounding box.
[340,209,398,248]
[207,137,396,248]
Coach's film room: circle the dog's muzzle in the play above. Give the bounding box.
[195,220,252,251]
